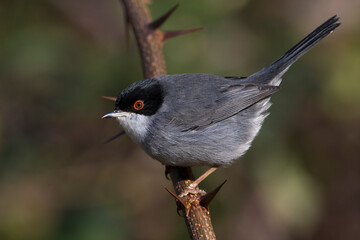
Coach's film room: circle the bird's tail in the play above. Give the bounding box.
[247,15,340,85]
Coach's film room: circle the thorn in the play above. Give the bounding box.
[200,180,227,210]
[102,96,117,101]
[148,4,179,30]
[162,27,203,41]
[165,187,186,207]
[165,187,192,216]
[103,130,126,144]
[165,165,171,180]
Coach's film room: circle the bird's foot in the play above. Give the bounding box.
[179,182,206,198]
[178,167,218,197]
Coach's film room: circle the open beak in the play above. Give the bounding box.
[102,110,130,119]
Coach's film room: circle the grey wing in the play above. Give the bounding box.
[182,83,279,131]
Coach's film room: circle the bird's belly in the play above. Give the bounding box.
[142,119,253,167]
[144,138,243,166]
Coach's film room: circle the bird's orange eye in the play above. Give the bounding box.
[133,100,144,110]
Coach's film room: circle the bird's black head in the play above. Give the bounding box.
[115,79,164,116]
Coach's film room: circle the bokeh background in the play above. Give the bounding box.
[1,0,359,239]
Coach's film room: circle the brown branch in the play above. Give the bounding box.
[120,0,217,239]
[121,0,166,77]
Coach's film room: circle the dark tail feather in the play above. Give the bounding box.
[248,15,340,84]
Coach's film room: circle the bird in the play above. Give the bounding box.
[103,15,340,195]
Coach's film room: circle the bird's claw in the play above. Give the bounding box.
[179,183,206,198]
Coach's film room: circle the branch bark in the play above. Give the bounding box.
[120,0,217,239]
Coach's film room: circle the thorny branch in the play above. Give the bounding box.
[120,0,224,239]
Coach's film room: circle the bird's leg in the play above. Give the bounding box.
[191,167,218,187]
[179,167,218,197]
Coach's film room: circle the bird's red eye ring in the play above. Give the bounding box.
[133,100,144,110]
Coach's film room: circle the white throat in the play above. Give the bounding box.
[116,113,151,143]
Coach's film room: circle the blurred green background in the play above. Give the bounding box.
[1,0,359,239]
